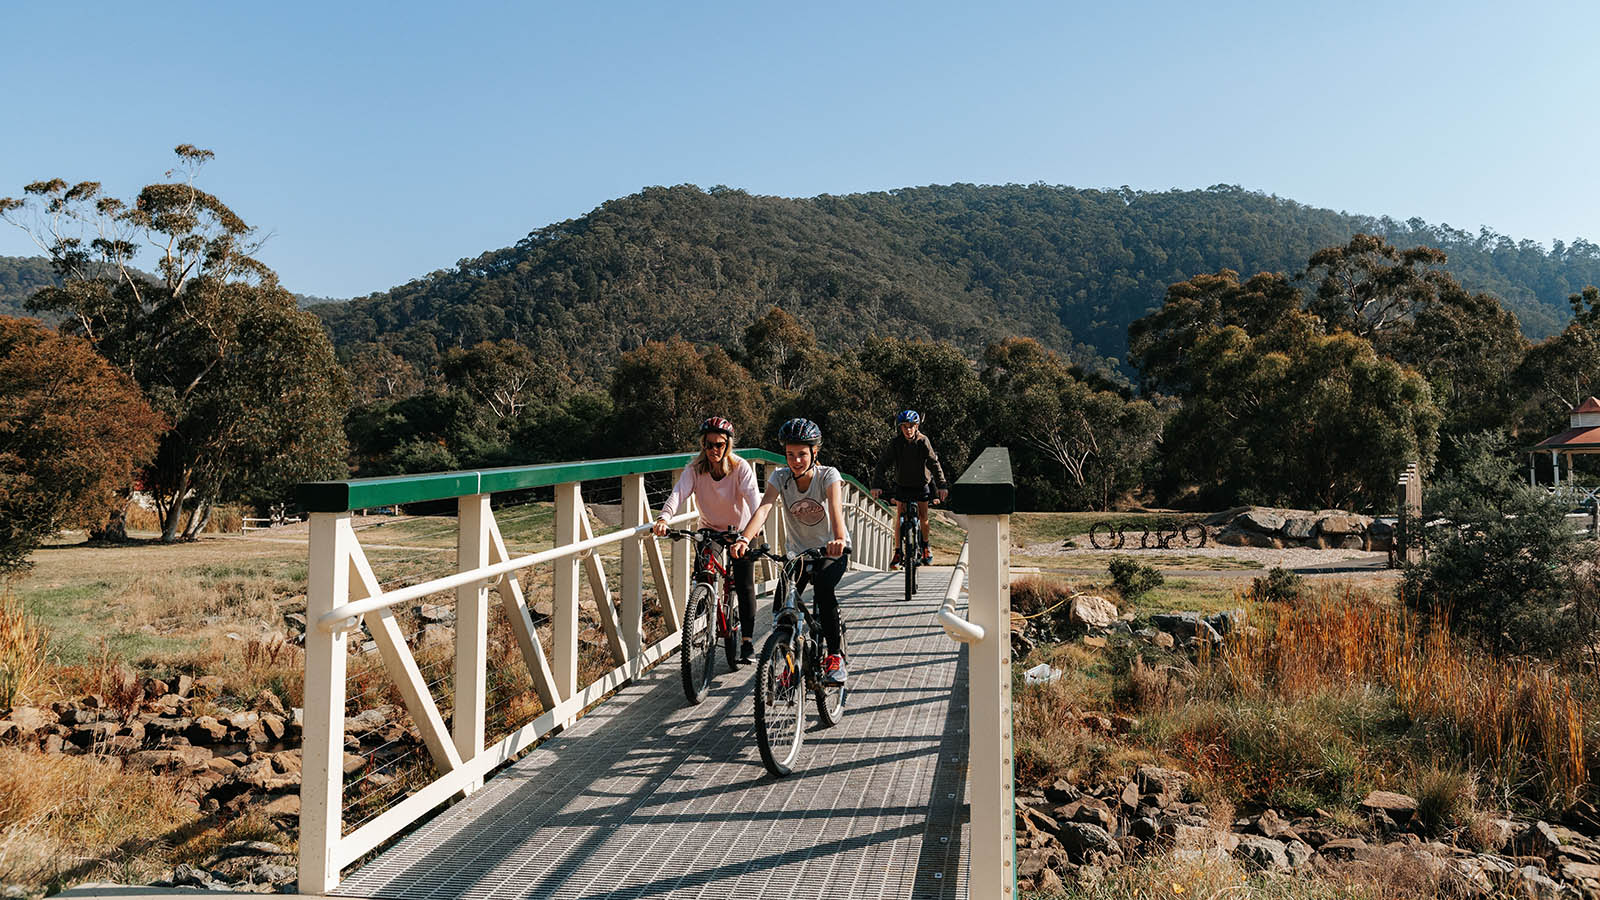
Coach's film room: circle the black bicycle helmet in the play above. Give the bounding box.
[777,417,822,446]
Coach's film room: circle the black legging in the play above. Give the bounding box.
[729,552,756,645]
[791,552,848,655]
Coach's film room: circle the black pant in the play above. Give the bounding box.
[729,552,756,645]
[790,552,848,656]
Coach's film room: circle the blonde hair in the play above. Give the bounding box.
[694,448,743,478]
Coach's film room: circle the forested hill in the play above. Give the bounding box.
[0,257,61,320]
[327,183,1599,376]
[0,256,340,319]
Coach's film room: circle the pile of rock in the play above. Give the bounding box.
[1018,771,1600,897]
[1012,594,1244,659]
[1208,507,1393,551]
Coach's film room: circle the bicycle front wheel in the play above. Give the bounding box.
[901,527,916,602]
[679,583,715,704]
[754,629,805,777]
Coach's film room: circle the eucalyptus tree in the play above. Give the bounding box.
[0,145,349,540]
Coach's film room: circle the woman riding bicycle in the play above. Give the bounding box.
[653,416,762,664]
[731,417,852,686]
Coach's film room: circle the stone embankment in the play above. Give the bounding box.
[1207,506,1394,551]
[0,671,423,892]
[1017,768,1600,898]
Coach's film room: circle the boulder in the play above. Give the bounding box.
[1215,526,1282,549]
[252,691,286,716]
[187,716,228,744]
[1205,609,1245,637]
[1360,790,1418,823]
[173,674,194,697]
[1283,517,1318,541]
[1059,822,1119,860]
[1234,836,1291,872]
[1238,510,1287,533]
[1318,837,1379,862]
[1068,595,1119,631]
[1148,613,1221,645]
[1514,821,1563,859]
[4,706,55,735]
[415,603,455,624]
[344,707,391,736]
[1136,765,1192,801]
[191,675,224,698]
[125,746,212,774]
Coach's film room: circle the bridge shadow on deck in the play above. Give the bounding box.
[334,570,970,900]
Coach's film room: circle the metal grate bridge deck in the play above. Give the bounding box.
[334,568,972,900]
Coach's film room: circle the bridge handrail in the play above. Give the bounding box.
[296,448,896,893]
[297,448,893,515]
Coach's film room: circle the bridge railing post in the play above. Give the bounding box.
[944,447,1016,900]
[299,511,352,895]
[455,493,489,794]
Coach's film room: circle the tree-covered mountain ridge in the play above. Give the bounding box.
[309,183,1600,376]
[0,256,341,321]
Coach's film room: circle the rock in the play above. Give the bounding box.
[1073,797,1116,832]
[1284,839,1313,868]
[1513,866,1565,899]
[39,734,64,754]
[1238,510,1286,533]
[1134,627,1174,649]
[170,864,228,890]
[1515,821,1563,859]
[248,862,297,885]
[1214,525,1282,548]
[1059,822,1119,860]
[1035,868,1065,894]
[345,707,391,736]
[145,716,192,739]
[187,716,228,744]
[206,756,239,776]
[1119,780,1140,811]
[1110,714,1139,734]
[1131,817,1160,839]
[1204,609,1245,637]
[191,675,224,698]
[1234,835,1291,872]
[223,710,260,732]
[1045,779,1080,804]
[1069,595,1119,630]
[1166,823,1238,853]
[1360,790,1418,823]
[531,599,554,621]
[150,693,186,715]
[415,603,455,624]
[252,691,286,716]
[216,840,292,860]
[1081,635,1107,649]
[1318,837,1379,862]
[173,674,195,697]
[1148,613,1221,645]
[1135,765,1192,801]
[125,746,212,774]
[271,749,303,775]
[1283,517,1318,541]
[1011,630,1035,657]
[259,713,286,742]
[259,793,300,819]
[416,623,454,651]
[3,707,54,735]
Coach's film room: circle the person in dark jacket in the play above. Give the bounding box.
[870,410,948,567]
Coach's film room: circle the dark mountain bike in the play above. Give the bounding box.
[664,528,743,704]
[892,490,939,603]
[745,545,850,777]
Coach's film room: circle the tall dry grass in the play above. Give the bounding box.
[0,588,49,708]
[0,747,201,889]
[1202,588,1589,810]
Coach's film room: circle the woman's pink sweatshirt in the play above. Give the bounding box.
[658,458,761,531]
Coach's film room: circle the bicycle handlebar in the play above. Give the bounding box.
[744,545,841,565]
[663,527,743,546]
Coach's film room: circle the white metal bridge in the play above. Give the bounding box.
[294,448,1016,899]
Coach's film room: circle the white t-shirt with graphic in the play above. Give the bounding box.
[768,465,851,554]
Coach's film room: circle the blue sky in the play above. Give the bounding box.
[2,1,1595,298]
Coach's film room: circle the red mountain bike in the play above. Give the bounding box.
[664,528,743,704]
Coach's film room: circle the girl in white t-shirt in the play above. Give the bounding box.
[653,416,761,664]
[732,417,852,686]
